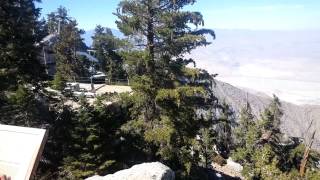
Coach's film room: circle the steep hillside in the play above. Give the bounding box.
[212,80,320,150]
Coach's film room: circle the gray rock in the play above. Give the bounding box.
[226,158,243,173]
[86,162,175,180]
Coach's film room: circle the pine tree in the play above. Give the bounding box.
[234,102,255,148]
[92,25,127,80]
[197,128,216,168]
[48,7,87,79]
[0,0,44,90]
[0,0,50,127]
[51,72,66,91]
[261,95,282,134]
[216,101,235,158]
[47,6,69,34]
[60,97,131,179]
[114,0,215,120]
[231,102,263,178]
[114,0,214,77]
[231,97,320,179]
[35,17,49,42]
[115,0,217,178]
[62,97,106,179]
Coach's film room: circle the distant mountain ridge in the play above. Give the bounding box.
[212,80,320,150]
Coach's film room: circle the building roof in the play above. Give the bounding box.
[41,33,59,46]
[76,51,99,63]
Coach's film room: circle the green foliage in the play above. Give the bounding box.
[2,1,320,180]
[234,103,255,147]
[197,128,216,168]
[232,99,284,179]
[62,99,103,178]
[1,0,217,179]
[60,99,131,179]
[1,85,76,179]
[232,123,261,163]
[51,72,66,91]
[182,67,200,82]
[112,1,223,179]
[213,101,235,158]
[155,86,206,107]
[261,95,282,133]
[144,116,175,145]
[92,25,128,80]
[121,50,148,76]
[0,0,44,89]
[49,7,87,79]
[9,85,32,106]
[232,103,260,164]
[115,0,215,76]
[36,105,74,178]
[3,85,42,126]
[232,98,320,180]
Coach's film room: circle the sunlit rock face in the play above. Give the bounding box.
[86,162,175,180]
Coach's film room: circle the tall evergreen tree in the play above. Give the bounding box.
[114,0,215,120]
[92,25,127,80]
[234,102,255,148]
[0,0,50,128]
[60,97,130,179]
[261,95,282,134]
[48,7,87,79]
[115,0,218,178]
[215,101,235,158]
[47,6,69,34]
[114,0,214,77]
[54,21,86,79]
[232,103,262,174]
[61,98,104,179]
[0,0,43,90]
[196,127,216,169]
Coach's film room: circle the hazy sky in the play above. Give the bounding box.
[37,0,320,30]
[185,30,320,105]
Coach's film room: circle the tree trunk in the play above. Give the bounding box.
[146,0,155,75]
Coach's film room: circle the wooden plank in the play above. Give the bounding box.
[0,125,48,180]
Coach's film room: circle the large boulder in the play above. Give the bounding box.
[86,162,175,180]
[226,158,243,173]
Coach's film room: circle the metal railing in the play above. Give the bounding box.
[73,77,130,86]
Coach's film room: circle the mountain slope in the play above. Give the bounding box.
[212,80,320,150]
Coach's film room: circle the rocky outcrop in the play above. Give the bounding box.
[211,158,243,179]
[86,162,175,180]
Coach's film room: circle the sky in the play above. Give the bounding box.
[37,0,320,105]
[37,0,320,31]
